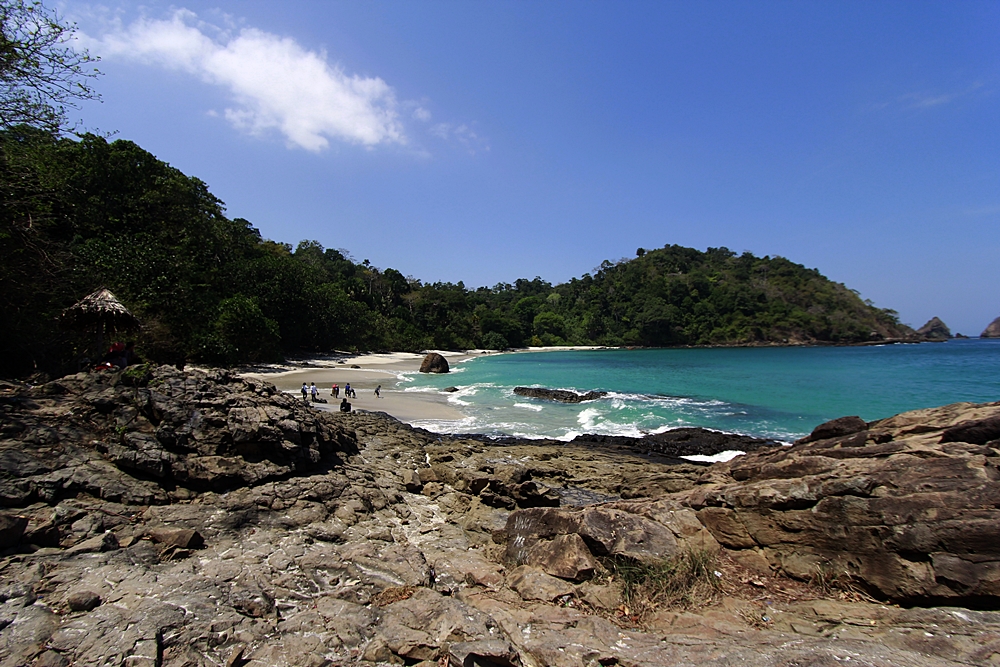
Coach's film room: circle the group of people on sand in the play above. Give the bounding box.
[300,381,382,413]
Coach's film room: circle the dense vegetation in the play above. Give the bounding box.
[0,127,912,377]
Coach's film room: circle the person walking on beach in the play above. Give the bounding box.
[332,383,339,398]
[301,383,308,402]
[375,384,381,398]
[310,382,318,402]
[344,383,352,399]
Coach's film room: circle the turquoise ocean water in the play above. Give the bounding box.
[399,339,1000,443]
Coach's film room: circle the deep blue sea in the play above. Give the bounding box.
[400,339,1000,443]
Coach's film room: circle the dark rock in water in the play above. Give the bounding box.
[982,316,1000,338]
[419,352,449,373]
[955,333,969,339]
[443,386,459,393]
[513,387,607,403]
[796,415,868,444]
[916,316,952,340]
[574,428,780,457]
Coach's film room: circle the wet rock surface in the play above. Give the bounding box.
[513,387,607,403]
[0,367,998,666]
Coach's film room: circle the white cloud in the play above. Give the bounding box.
[82,10,405,151]
[430,122,489,154]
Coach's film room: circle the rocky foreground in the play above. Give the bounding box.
[1,366,999,666]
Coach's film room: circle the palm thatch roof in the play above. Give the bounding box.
[61,288,140,331]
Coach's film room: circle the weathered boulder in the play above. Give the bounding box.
[513,387,607,403]
[982,316,1000,338]
[505,505,687,566]
[524,533,596,581]
[796,415,868,444]
[419,353,450,373]
[916,316,952,340]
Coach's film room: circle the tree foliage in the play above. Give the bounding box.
[0,127,914,378]
[0,0,100,132]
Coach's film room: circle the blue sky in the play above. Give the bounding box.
[65,1,999,335]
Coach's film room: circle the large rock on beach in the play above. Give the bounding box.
[982,315,1000,338]
[1,364,1000,666]
[917,316,952,340]
[418,352,450,373]
[513,386,607,403]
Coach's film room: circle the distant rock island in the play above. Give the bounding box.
[916,316,952,340]
[983,316,1000,338]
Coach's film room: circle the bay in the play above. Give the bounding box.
[400,339,1000,442]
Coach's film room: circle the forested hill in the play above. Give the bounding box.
[0,128,913,376]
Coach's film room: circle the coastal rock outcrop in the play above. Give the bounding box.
[680,400,1000,603]
[982,316,1000,338]
[917,316,952,340]
[418,352,450,373]
[1,366,999,666]
[513,386,607,403]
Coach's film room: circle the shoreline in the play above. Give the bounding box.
[239,346,611,426]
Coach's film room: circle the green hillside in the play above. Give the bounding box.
[0,128,912,377]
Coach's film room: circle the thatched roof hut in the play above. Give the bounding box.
[61,288,140,332]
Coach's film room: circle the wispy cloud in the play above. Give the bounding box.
[430,122,489,155]
[81,10,404,151]
[876,81,987,113]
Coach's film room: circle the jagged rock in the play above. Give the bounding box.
[678,400,1000,603]
[505,505,682,564]
[418,353,449,373]
[524,533,596,581]
[0,365,358,502]
[373,587,498,662]
[513,387,606,403]
[147,527,204,549]
[0,513,27,548]
[917,317,952,340]
[940,415,1000,445]
[982,316,1000,338]
[1,369,999,666]
[796,415,868,444]
[507,565,576,602]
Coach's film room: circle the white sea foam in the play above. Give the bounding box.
[577,407,602,431]
[410,416,477,433]
[681,450,745,463]
[401,386,441,394]
[513,403,544,412]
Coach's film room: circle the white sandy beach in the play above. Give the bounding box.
[240,346,610,426]
[241,351,472,424]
